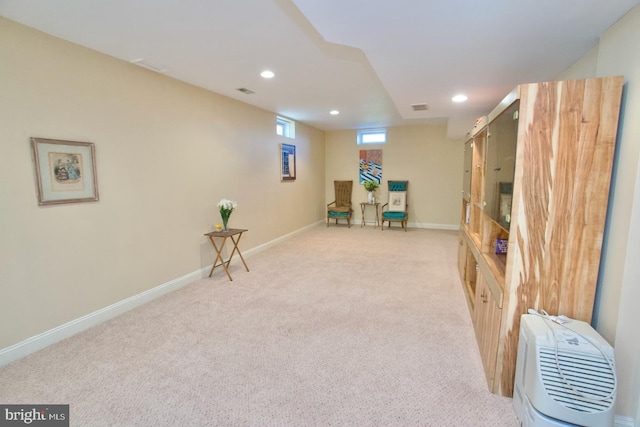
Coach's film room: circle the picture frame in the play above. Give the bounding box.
[388,191,406,212]
[30,137,99,205]
[359,149,382,184]
[280,143,296,181]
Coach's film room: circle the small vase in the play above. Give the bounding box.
[367,191,375,204]
[222,216,229,232]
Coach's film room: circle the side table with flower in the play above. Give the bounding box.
[206,198,248,281]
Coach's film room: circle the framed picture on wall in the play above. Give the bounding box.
[359,149,382,184]
[30,137,99,205]
[281,143,296,181]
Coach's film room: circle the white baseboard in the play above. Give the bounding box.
[0,267,206,368]
[410,222,459,230]
[615,415,635,427]
[240,221,322,257]
[0,221,322,368]
[353,218,459,230]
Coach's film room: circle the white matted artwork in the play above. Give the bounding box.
[388,191,406,212]
[30,137,99,205]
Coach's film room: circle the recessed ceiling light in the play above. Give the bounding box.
[452,94,468,103]
[260,70,275,79]
[330,110,340,115]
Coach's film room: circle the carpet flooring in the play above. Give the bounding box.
[0,225,519,426]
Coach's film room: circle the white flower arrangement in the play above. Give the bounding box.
[217,199,238,213]
[218,199,237,231]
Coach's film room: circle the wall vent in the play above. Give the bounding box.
[130,58,169,74]
[236,88,255,95]
[411,103,429,111]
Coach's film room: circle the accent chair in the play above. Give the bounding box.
[327,180,353,227]
[381,180,408,231]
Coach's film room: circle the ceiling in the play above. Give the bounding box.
[1,0,638,139]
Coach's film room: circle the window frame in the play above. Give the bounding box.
[357,129,387,145]
[277,116,296,139]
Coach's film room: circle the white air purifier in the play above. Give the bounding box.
[513,314,616,427]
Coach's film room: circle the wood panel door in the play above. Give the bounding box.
[458,235,467,283]
[473,272,502,389]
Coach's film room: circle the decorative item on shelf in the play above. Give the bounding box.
[495,238,508,254]
[363,180,379,204]
[217,198,237,232]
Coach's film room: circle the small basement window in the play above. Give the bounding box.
[357,129,386,145]
[277,116,295,139]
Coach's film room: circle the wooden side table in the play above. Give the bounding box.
[360,202,380,227]
[204,228,249,281]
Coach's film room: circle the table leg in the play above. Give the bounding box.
[227,233,250,272]
[208,236,233,281]
[360,204,365,227]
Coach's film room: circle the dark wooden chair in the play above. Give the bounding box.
[381,180,408,231]
[327,180,353,227]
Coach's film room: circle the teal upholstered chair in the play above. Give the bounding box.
[327,180,353,227]
[381,180,408,231]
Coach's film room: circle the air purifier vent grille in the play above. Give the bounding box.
[539,347,615,413]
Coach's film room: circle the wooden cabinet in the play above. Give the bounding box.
[458,236,476,312]
[457,235,469,292]
[458,76,624,396]
[473,270,502,386]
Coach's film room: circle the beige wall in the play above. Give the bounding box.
[596,5,640,421]
[557,5,640,420]
[325,126,462,228]
[0,17,326,349]
[555,45,599,81]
